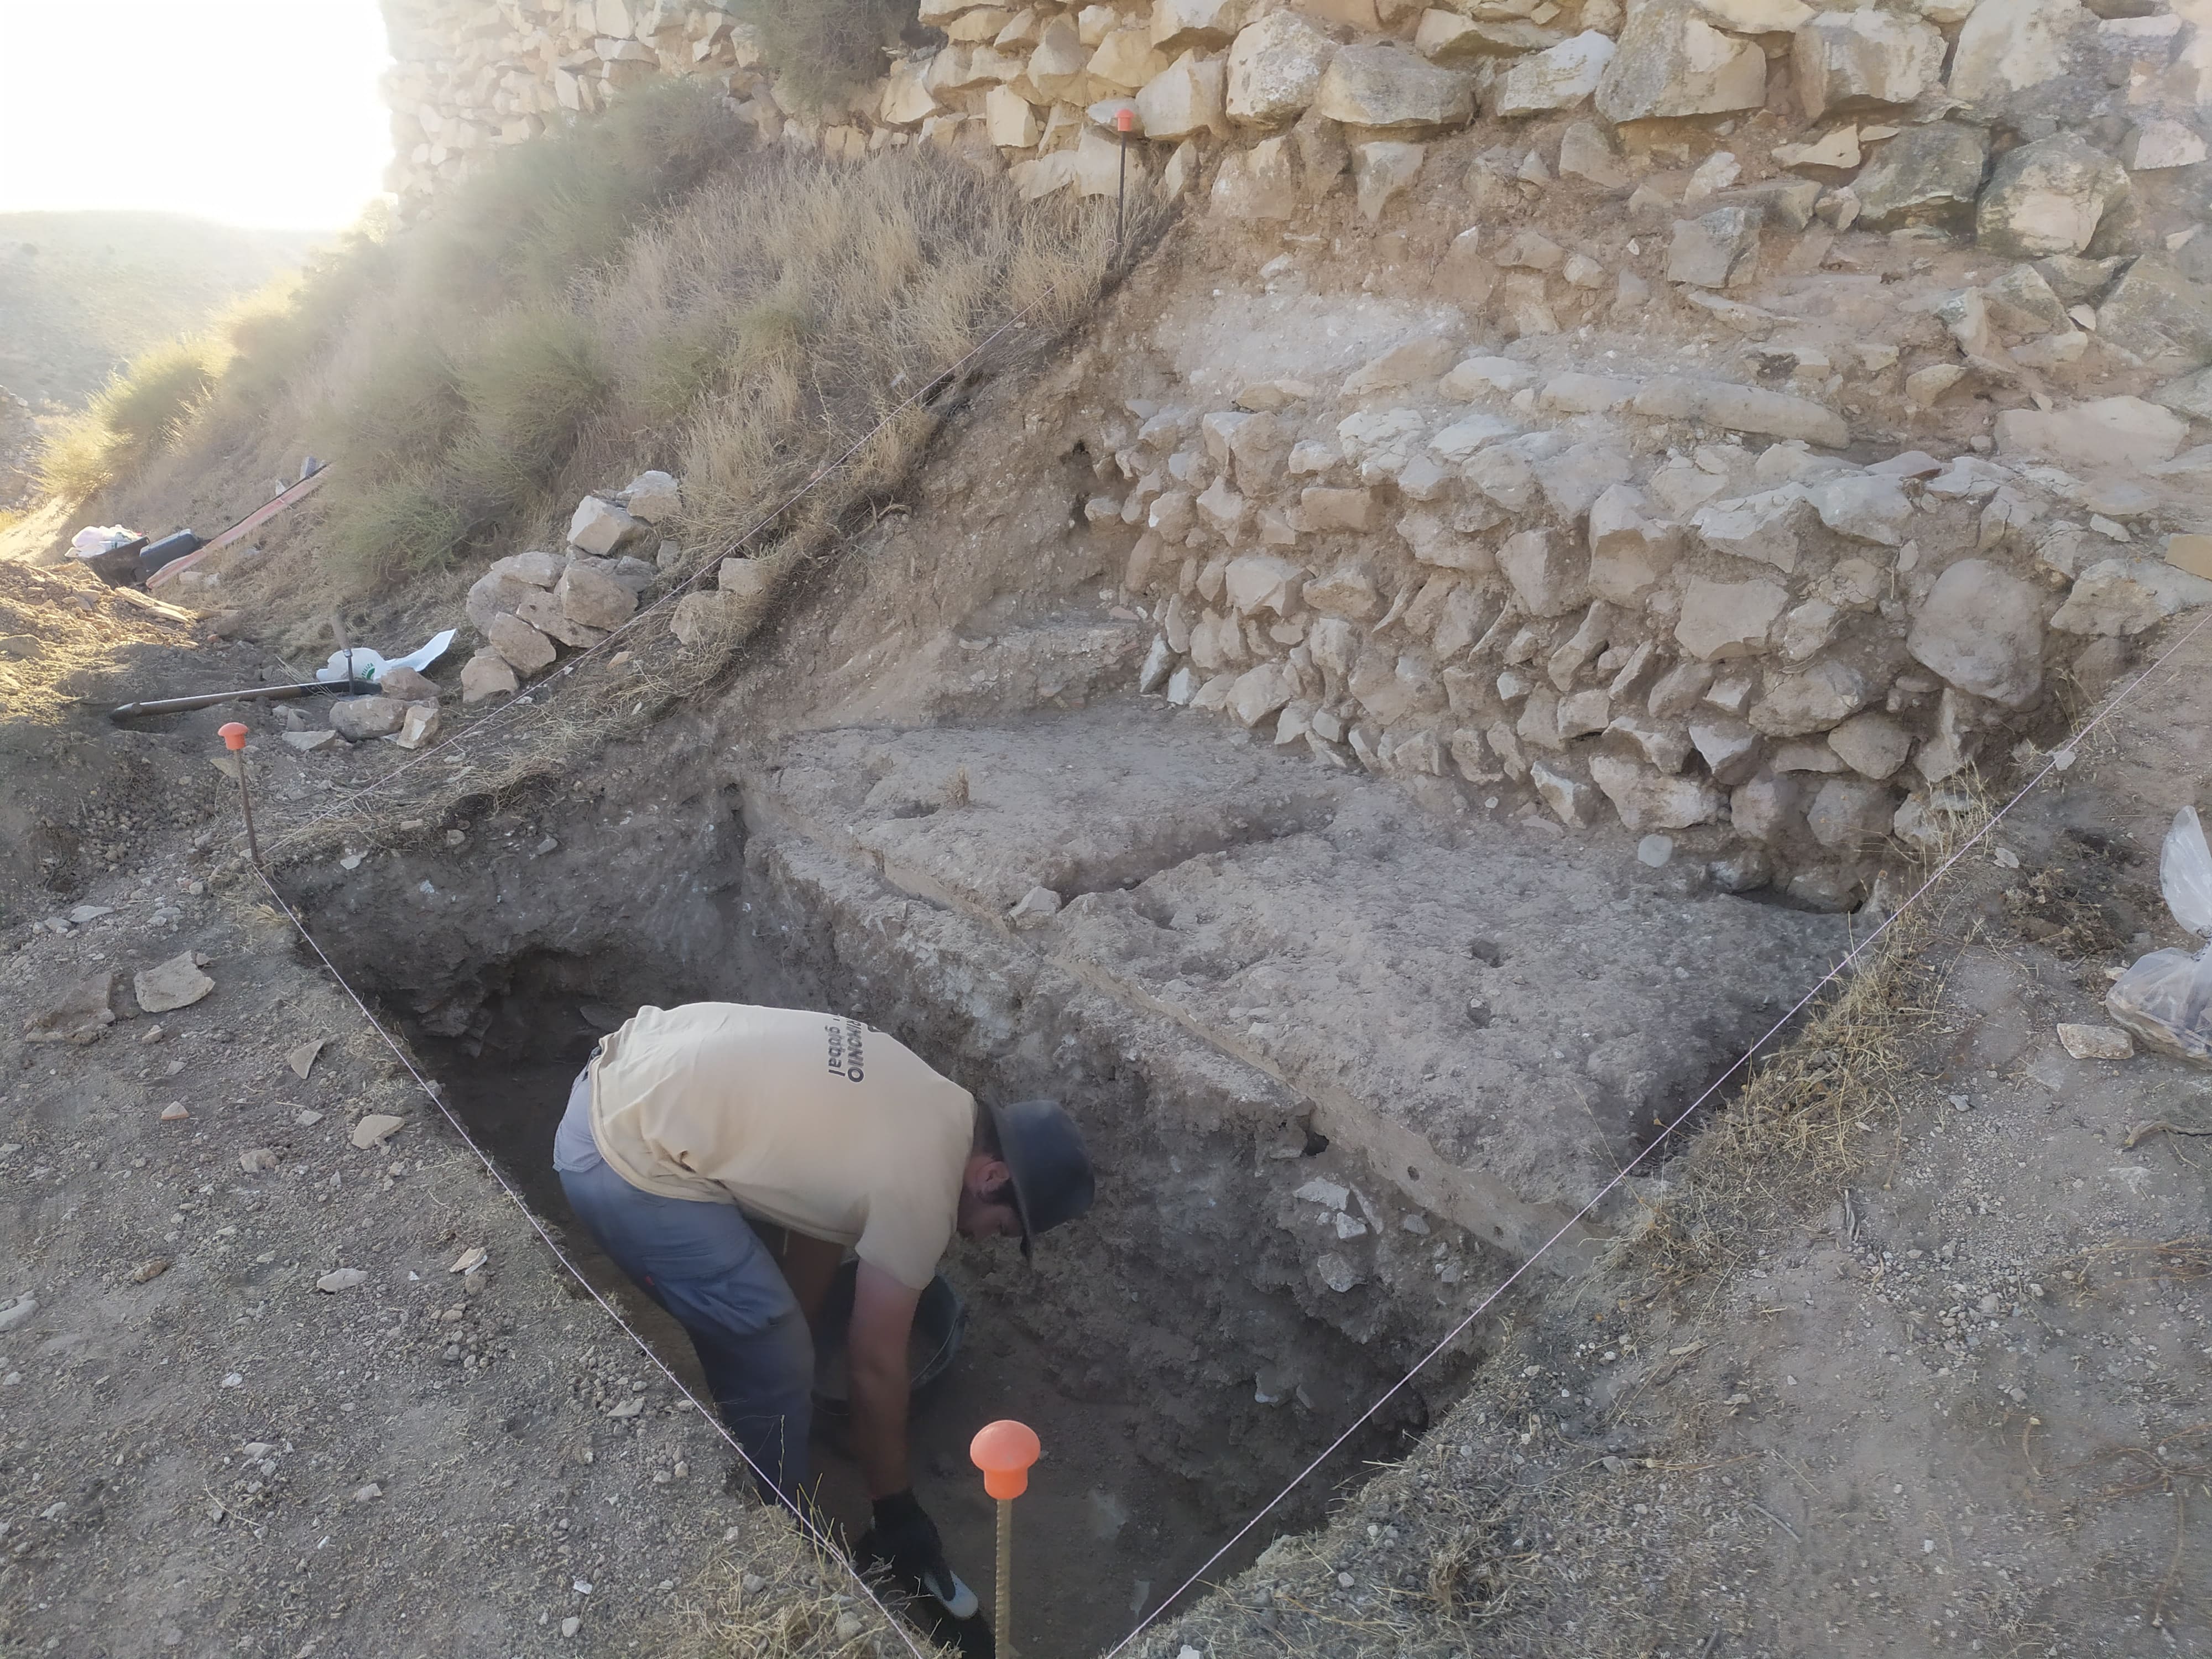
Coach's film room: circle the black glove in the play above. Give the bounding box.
[859,1489,946,1584]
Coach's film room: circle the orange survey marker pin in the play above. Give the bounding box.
[971,1421,1041,1650]
[217,722,262,868]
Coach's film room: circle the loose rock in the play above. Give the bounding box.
[135,952,215,1015]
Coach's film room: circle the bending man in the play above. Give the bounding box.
[552,1001,1094,1610]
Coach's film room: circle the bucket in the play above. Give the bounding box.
[811,1260,966,1415]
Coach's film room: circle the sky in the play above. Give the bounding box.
[0,1,393,231]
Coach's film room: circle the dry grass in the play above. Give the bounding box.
[36,333,227,500]
[253,145,1146,862]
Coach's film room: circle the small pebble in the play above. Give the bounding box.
[561,1616,581,1637]
[159,1103,189,1123]
[353,1483,382,1503]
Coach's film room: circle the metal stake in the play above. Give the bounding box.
[995,1497,1014,1655]
[1115,107,1133,252]
[218,723,262,868]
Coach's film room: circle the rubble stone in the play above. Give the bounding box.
[1948,0,2092,111]
[1590,754,1724,832]
[568,495,646,556]
[1994,396,2188,468]
[1595,0,1766,124]
[1794,11,1944,122]
[1806,777,1893,849]
[1210,135,1298,218]
[1631,378,1849,446]
[1676,576,1790,660]
[1315,45,1473,132]
[1587,486,1681,602]
[488,613,558,676]
[1666,206,1762,288]
[1498,529,1589,617]
[328,696,409,741]
[1137,51,1227,139]
[1827,711,1913,778]
[619,470,680,523]
[2095,255,2212,367]
[1806,472,1912,547]
[558,563,639,631]
[1226,9,1337,125]
[1354,141,1426,220]
[1975,132,2130,260]
[1557,121,1629,188]
[1852,123,1989,227]
[1749,660,1870,735]
[1907,557,2046,706]
[1494,33,1618,117]
[460,650,520,704]
[1152,0,1243,51]
[1693,486,1814,572]
[2050,557,2212,635]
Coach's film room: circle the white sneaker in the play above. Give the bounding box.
[919,1564,979,1620]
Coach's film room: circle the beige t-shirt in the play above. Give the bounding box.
[586,1003,974,1290]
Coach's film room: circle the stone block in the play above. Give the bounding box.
[2095,255,2212,367]
[1994,395,2187,468]
[1136,50,1227,138]
[460,650,520,704]
[1793,11,1944,122]
[1749,660,1871,737]
[1300,488,1374,532]
[619,469,680,523]
[1948,0,2093,112]
[1494,32,1617,117]
[1226,9,1336,125]
[1827,710,1912,778]
[1224,554,1305,615]
[1806,777,1894,849]
[1676,576,1789,660]
[567,495,645,556]
[1315,44,1473,133]
[987,84,1044,146]
[1806,472,1912,547]
[1590,754,1724,832]
[1354,140,1426,220]
[1152,0,1244,51]
[1210,133,1297,217]
[1853,123,1988,227]
[1632,377,1849,447]
[1692,486,1815,572]
[487,613,557,676]
[1906,557,2044,706]
[328,696,408,742]
[1587,484,1681,602]
[2051,557,2212,635]
[1499,528,1589,617]
[1595,0,1765,123]
[1666,205,1762,289]
[1557,120,1629,189]
[1976,132,2131,260]
[557,562,639,630]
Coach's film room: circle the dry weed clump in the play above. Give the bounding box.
[1624,906,1953,1300]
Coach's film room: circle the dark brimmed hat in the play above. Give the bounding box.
[984,1098,1094,1256]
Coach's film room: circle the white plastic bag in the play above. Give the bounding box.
[314,629,457,685]
[68,525,140,559]
[2107,806,2212,1061]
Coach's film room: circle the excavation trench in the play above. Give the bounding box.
[307,832,1472,1656]
[293,706,1846,1652]
[409,957,1432,1657]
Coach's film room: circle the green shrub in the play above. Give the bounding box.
[95,338,223,451]
[456,305,611,478]
[36,414,119,501]
[322,469,472,581]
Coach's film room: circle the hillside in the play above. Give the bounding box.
[0,211,324,408]
[5,3,2212,1657]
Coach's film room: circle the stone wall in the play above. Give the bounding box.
[382,0,2212,904]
